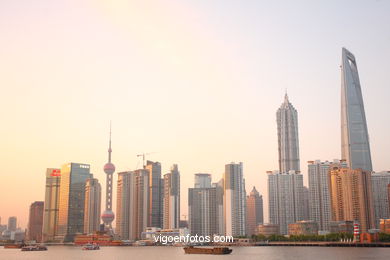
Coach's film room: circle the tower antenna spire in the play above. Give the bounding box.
[108,121,112,163]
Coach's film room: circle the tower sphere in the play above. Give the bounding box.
[104,162,115,174]
[101,210,115,224]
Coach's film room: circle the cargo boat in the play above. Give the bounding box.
[4,243,24,249]
[21,245,48,251]
[183,246,232,255]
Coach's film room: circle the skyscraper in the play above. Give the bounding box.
[246,186,263,237]
[277,94,300,173]
[163,164,180,229]
[188,174,217,236]
[27,201,44,242]
[42,168,61,242]
[213,179,224,235]
[371,171,390,227]
[84,177,101,234]
[329,166,375,232]
[268,170,304,235]
[7,216,17,232]
[145,160,162,228]
[56,163,91,242]
[302,186,310,221]
[224,162,246,237]
[116,169,149,240]
[341,48,372,171]
[102,123,115,231]
[116,171,132,240]
[308,160,347,231]
[194,173,212,188]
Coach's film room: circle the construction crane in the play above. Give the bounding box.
[137,152,155,168]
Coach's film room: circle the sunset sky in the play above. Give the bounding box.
[1,0,390,228]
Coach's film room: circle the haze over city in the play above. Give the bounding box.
[1,0,390,229]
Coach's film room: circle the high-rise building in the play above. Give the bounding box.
[84,177,101,234]
[194,173,212,188]
[268,170,304,235]
[116,169,149,240]
[42,168,61,242]
[145,160,162,228]
[302,186,310,221]
[371,171,390,227]
[277,94,300,173]
[27,201,44,242]
[308,160,347,231]
[341,48,372,171]
[101,124,115,231]
[388,184,390,213]
[7,216,17,232]
[56,163,91,242]
[116,171,132,240]
[213,179,224,235]
[163,164,180,229]
[188,174,216,236]
[246,186,263,237]
[329,166,375,232]
[224,162,246,237]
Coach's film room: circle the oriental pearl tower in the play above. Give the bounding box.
[101,122,115,233]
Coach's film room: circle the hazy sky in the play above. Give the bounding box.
[1,0,389,228]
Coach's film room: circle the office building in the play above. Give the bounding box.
[308,160,347,232]
[302,186,309,221]
[371,171,390,227]
[257,224,279,236]
[268,170,304,235]
[188,174,217,236]
[56,163,91,242]
[163,164,180,229]
[224,162,246,237]
[341,48,372,171]
[84,177,101,234]
[213,179,224,235]
[27,201,44,242]
[42,168,61,242]
[194,173,212,188]
[145,160,162,228]
[246,186,263,237]
[116,169,149,240]
[288,220,318,236]
[8,216,17,232]
[277,94,300,173]
[329,167,375,232]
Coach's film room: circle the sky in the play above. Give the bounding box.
[0,0,389,229]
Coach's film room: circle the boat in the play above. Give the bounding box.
[4,243,24,249]
[21,245,48,251]
[82,243,100,250]
[183,246,232,255]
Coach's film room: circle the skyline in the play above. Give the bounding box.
[1,0,390,228]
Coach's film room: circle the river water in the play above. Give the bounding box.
[0,246,389,260]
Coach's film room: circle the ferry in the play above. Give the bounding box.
[21,245,48,251]
[82,243,100,250]
[183,246,233,255]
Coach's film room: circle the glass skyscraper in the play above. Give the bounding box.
[42,168,61,242]
[341,48,372,171]
[56,163,91,242]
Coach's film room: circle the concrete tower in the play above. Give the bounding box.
[101,123,115,231]
[341,48,372,171]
